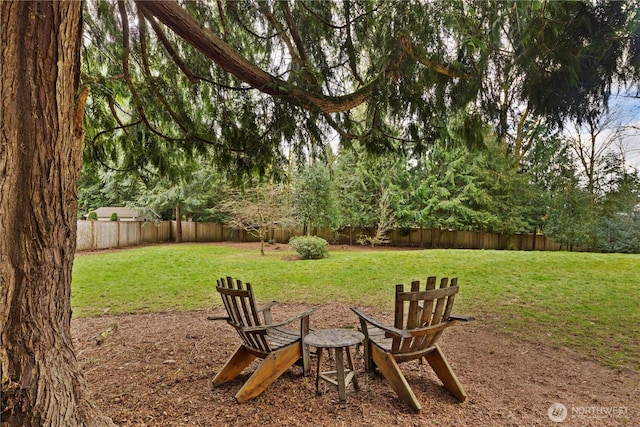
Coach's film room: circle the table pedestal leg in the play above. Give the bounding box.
[313,344,360,408]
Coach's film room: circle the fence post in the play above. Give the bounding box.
[92,219,96,251]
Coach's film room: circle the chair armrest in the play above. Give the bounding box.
[351,307,412,338]
[206,315,230,321]
[256,301,278,313]
[449,314,476,322]
[257,301,279,324]
[243,307,317,332]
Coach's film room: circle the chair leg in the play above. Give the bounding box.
[370,344,421,412]
[358,320,374,373]
[424,344,467,403]
[213,345,256,386]
[362,340,374,373]
[315,346,325,396]
[235,341,301,402]
[301,316,311,376]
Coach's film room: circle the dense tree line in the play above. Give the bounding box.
[79,0,640,252]
[80,126,640,252]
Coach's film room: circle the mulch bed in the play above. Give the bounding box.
[73,301,639,426]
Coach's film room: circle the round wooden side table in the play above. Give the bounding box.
[304,328,364,408]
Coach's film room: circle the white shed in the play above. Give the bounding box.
[93,207,145,222]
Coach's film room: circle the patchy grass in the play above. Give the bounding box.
[72,243,640,371]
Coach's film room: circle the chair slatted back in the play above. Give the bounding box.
[216,276,271,354]
[391,277,459,354]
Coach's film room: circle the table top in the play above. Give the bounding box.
[304,328,364,348]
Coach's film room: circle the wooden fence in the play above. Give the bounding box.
[76,220,575,252]
[77,220,173,250]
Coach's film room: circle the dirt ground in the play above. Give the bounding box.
[72,243,639,426]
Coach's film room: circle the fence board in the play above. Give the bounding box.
[141,221,171,243]
[76,221,94,251]
[196,222,223,242]
[118,222,140,247]
[94,221,118,249]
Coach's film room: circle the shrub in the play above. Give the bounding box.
[87,211,98,221]
[110,212,119,221]
[289,235,329,260]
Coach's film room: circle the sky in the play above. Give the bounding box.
[611,90,640,171]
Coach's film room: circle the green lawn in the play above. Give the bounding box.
[72,243,640,371]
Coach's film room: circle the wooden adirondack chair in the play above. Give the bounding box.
[212,276,316,402]
[351,276,474,412]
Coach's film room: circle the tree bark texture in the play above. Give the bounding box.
[1,2,113,426]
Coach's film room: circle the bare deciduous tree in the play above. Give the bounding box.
[217,184,296,255]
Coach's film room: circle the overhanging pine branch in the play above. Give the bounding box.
[399,35,472,80]
[134,0,379,113]
[141,8,200,85]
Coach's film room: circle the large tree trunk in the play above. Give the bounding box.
[1,2,113,426]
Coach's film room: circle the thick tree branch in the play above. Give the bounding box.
[118,2,153,130]
[135,0,379,113]
[137,10,218,146]
[258,1,301,65]
[140,8,199,85]
[118,1,198,143]
[216,0,229,41]
[399,35,471,80]
[278,1,324,92]
[280,1,308,62]
[344,0,364,85]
